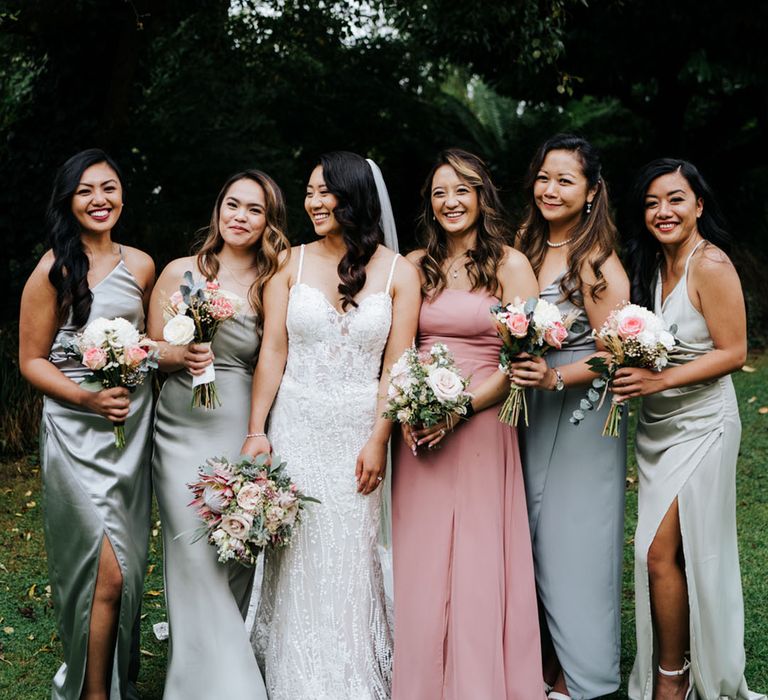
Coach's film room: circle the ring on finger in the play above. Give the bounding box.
[376,476,383,481]
[439,428,446,436]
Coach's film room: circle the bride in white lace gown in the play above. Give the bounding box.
[243,152,420,700]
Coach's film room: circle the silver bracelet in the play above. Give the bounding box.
[245,432,267,439]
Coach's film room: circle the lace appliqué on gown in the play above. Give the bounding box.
[253,276,394,700]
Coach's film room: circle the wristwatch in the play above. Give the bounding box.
[552,367,565,391]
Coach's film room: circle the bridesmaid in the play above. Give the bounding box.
[393,148,544,699]
[19,149,155,700]
[613,160,765,700]
[512,134,629,700]
[148,170,289,699]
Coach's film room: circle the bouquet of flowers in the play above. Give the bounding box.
[65,316,158,449]
[186,453,319,566]
[383,343,473,429]
[570,302,677,437]
[162,271,242,409]
[491,297,578,426]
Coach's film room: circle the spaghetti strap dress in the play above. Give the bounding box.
[40,259,152,699]
[520,275,626,699]
[629,241,765,700]
[152,296,267,699]
[392,289,543,700]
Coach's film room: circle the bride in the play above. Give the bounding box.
[243,151,421,699]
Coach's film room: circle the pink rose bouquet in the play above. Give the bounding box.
[491,297,578,426]
[570,302,677,437]
[65,316,159,448]
[383,343,473,429]
[162,271,243,409]
[186,454,319,566]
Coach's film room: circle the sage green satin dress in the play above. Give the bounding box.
[520,275,626,699]
[40,260,153,700]
[152,307,267,700]
[629,242,765,700]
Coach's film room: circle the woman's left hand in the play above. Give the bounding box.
[611,367,667,401]
[355,438,387,495]
[413,414,461,451]
[508,353,551,389]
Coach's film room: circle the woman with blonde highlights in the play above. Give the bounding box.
[392,148,544,699]
[513,134,629,700]
[148,170,289,699]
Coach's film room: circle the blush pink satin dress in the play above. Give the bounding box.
[392,289,544,700]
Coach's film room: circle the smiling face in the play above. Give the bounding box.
[305,165,341,236]
[217,178,268,250]
[71,162,123,233]
[430,164,479,236]
[643,170,703,246]
[533,149,595,229]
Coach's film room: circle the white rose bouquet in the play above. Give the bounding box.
[491,297,579,426]
[162,271,243,409]
[570,302,677,437]
[383,343,473,429]
[186,453,319,566]
[65,317,158,448]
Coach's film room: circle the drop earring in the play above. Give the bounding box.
[585,201,592,215]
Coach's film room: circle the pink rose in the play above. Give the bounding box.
[208,297,235,321]
[206,280,220,291]
[125,345,148,367]
[170,290,184,307]
[219,513,253,540]
[236,482,264,511]
[544,322,568,349]
[83,347,108,370]
[617,315,645,339]
[506,312,530,338]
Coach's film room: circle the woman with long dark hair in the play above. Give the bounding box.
[392,148,543,699]
[19,149,155,699]
[613,160,764,700]
[243,151,421,699]
[512,134,629,699]
[147,170,290,699]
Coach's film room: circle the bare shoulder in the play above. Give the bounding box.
[33,249,56,277]
[582,249,628,285]
[405,248,426,266]
[690,243,739,284]
[158,255,197,281]
[392,253,420,287]
[500,245,533,272]
[121,245,155,283]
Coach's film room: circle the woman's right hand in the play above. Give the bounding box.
[400,422,418,456]
[182,342,214,375]
[81,386,131,423]
[241,434,272,460]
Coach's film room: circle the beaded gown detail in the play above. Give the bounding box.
[253,246,396,700]
[40,260,152,699]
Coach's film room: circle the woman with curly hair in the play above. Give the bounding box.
[148,169,290,699]
[392,148,543,699]
[512,134,630,700]
[243,151,421,699]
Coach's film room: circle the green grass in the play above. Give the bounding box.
[1,356,767,699]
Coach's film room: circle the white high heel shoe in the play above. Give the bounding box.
[658,657,693,699]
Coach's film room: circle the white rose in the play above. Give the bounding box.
[426,366,464,403]
[636,330,656,348]
[109,317,140,347]
[163,314,196,345]
[532,298,562,327]
[658,330,675,351]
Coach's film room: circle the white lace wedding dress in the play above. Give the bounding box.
[253,245,396,700]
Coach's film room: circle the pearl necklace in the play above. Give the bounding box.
[546,237,572,248]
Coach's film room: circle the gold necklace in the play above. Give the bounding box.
[444,251,469,279]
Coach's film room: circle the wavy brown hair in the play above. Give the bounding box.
[517,134,617,307]
[418,149,511,297]
[194,170,289,325]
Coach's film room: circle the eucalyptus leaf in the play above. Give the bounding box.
[572,409,585,421]
[524,297,537,315]
[579,398,593,411]
[587,388,601,402]
[592,377,606,389]
[79,379,103,392]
